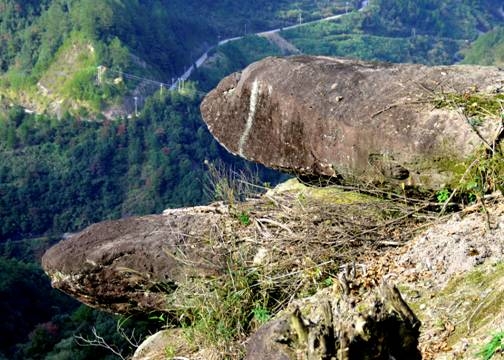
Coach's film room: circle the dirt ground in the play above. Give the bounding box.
[362,193,504,359]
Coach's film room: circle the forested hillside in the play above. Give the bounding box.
[0,85,280,242]
[1,0,503,358]
[0,1,298,356]
[362,0,502,38]
[0,0,348,115]
[283,0,503,64]
[0,84,282,359]
[195,0,504,88]
[462,26,504,66]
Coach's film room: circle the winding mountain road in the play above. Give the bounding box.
[170,1,370,90]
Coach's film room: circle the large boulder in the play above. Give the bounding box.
[201,56,503,188]
[41,204,229,314]
[41,179,423,314]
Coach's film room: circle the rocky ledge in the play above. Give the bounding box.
[42,181,423,315]
[42,177,504,359]
[42,204,231,314]
[42,56,504,359]
[43,180,429,359]
[201,56,503,188]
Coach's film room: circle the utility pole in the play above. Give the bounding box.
[97,65,106,85]
[298,12,302,25]
[134,96,138,117]
[160,84,164,99]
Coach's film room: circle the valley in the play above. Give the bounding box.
[0,0,503,359]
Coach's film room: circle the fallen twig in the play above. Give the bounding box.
[256,218,294,234]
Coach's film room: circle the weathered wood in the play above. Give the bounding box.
[245,278,421,360]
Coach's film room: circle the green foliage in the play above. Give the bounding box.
[0,256,78,357]
[203,159,276,206]
[168,258,270,355]
[281,12,465,65]
[434,93,504,118]
[274,0,501,66]
[251,305,271,324]
[1,1,502,359]
[237,211,251,226]
[15,306,154,360]
[194,35,282,92]
[462,26,504,66]
[0,89,280,242]
[432,92,504,203]
[361,0,501,39]
[464,151,504,198]
[0,0,349,93]
[64,67,101,106]
[477,331,504,360]
[432,146,504,208]
[436,188,451,203]
[0,250,157,359]
[0,95,155,238]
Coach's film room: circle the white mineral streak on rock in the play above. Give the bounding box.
[238,79,260,157]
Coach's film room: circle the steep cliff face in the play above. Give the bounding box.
[201,56,503,188]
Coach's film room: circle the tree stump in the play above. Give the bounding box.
[245,276,421,360]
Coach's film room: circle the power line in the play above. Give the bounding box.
[100,66,208,100]
[106,68,173,88]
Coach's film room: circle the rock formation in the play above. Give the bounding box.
[42,55,504,359]
[42,180,422,315]
[245,281,421,360]
[201,56,503,188]
[42,204,231,314]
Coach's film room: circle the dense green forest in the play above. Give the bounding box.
[0,0,349,114]
[361,0,502,38]
[0,84,280,359]
[281,0,502,65]
[195,0,504,88]
[0,85,279,242]
[1,0,503,358]
[0,254,149,360]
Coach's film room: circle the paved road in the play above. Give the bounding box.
[170,1,370,90]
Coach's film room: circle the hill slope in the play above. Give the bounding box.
[0,0,350,116]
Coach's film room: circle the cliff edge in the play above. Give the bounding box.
[42,56,504,359]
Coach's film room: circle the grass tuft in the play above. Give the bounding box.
[478,331,504,360]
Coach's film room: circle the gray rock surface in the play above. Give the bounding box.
[41,204,229,314]
[201,56,503,188]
